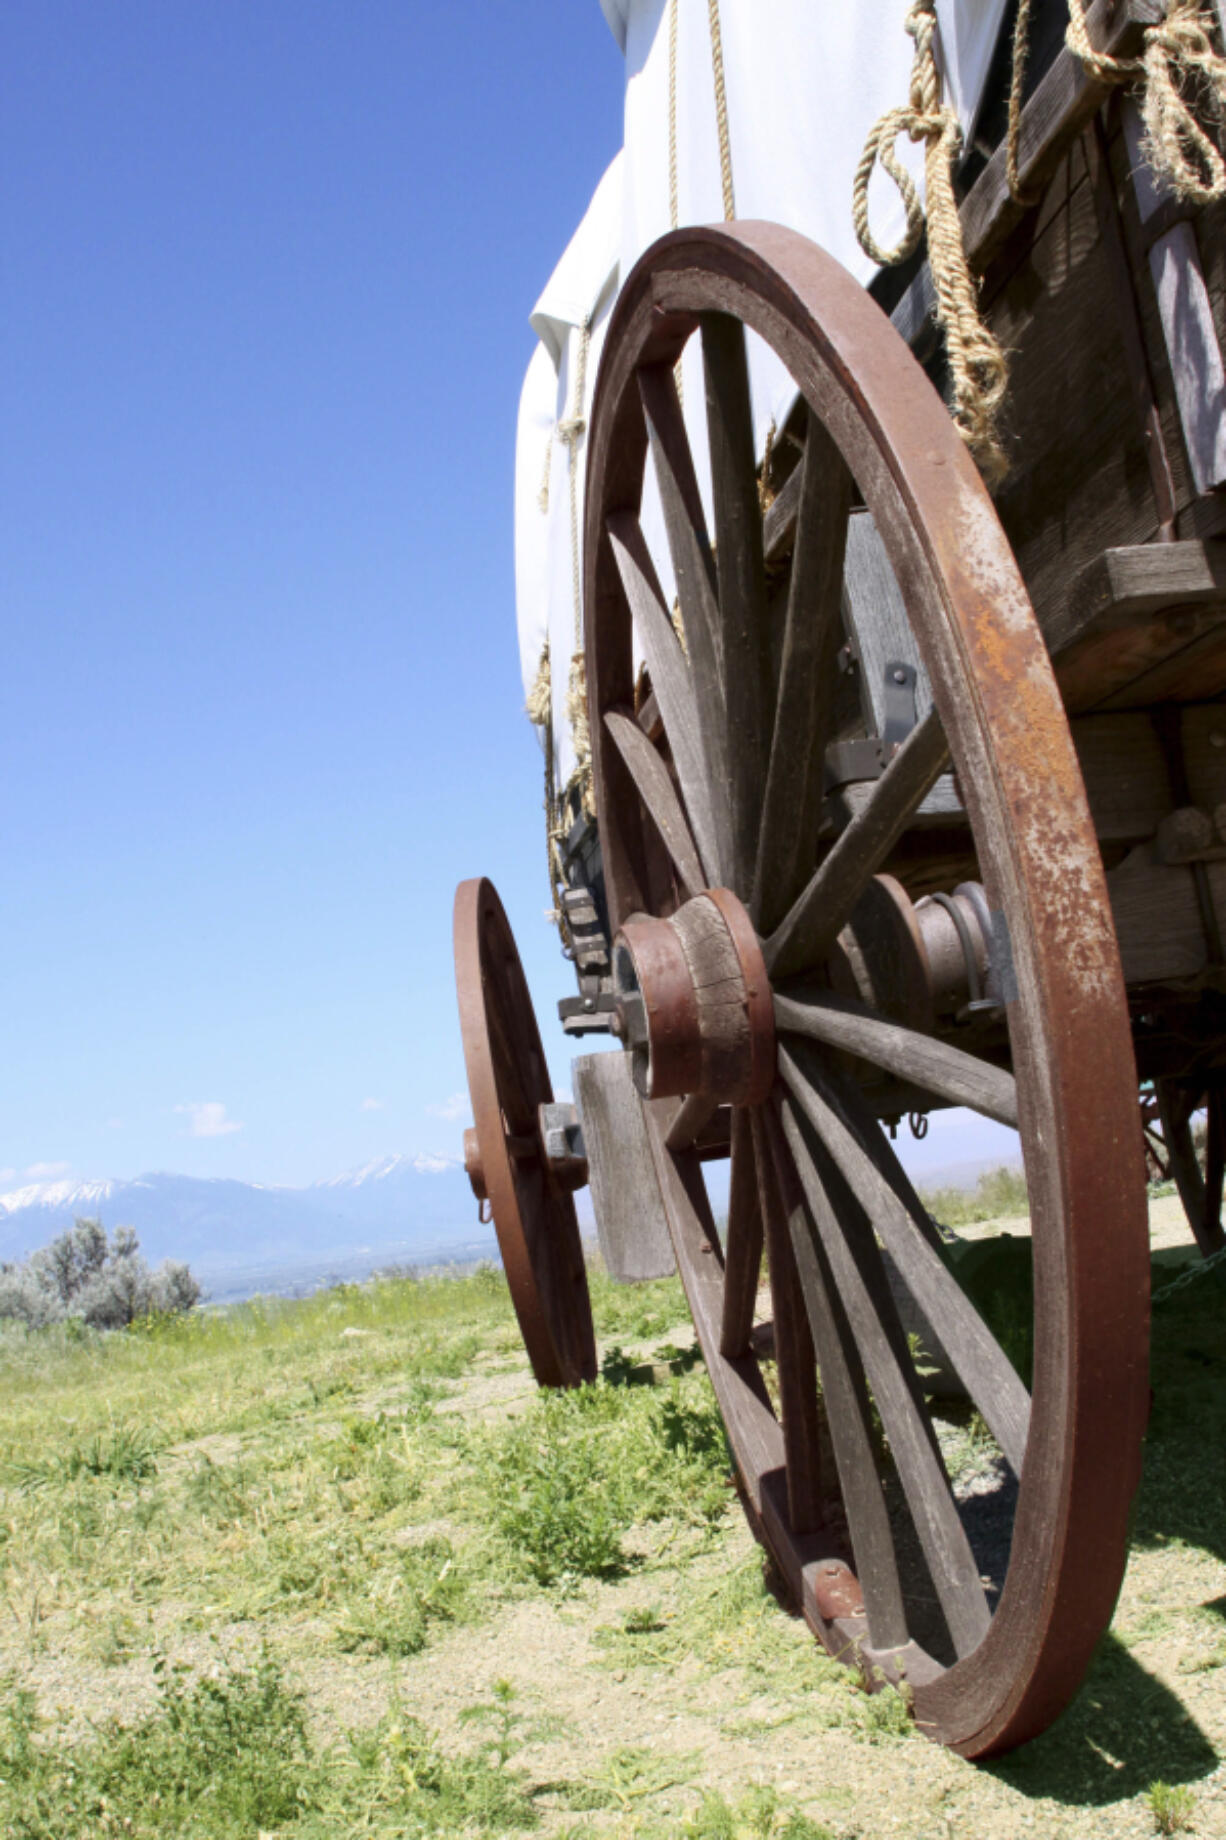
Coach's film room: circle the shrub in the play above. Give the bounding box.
[0,1220,198,1331]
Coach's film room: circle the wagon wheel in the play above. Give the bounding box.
[1155,1078,1226,1257]
[583,223,1149,1756]
[453,878,597,1388]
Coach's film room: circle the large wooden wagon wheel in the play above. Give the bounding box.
[454,878,597,1388]
[583,223,1150,1756]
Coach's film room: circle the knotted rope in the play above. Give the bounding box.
[1066,0,1226,206]
[853,1,1009,482]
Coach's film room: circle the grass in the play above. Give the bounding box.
[0,1221,1223,1839]
[919,1163,1029,1228]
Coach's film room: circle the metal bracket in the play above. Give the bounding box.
[537,1102,588,1190]
[881,660,918,753]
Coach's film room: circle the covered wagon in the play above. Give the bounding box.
[457,0,1226,1757]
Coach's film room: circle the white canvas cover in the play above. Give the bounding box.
[519,0,1010,777]
[515,153,623,790]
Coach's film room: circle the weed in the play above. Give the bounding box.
[681,1785,835,1839]
[337,1704,540,1832]
[336,1536,465,1656]
[565,1744,701,1811]
[186,1453,252,1522]
[7,1420,159,1490]
[1148,1780,1197,1834]
[458,1678,567,1769]
[474,1376,730,1585]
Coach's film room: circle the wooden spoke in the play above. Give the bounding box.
[720,1108,764,1357]
[607,511,725,883]
[751,1108,825,1534]
[773,989,1019,1129]
[760,1104,908,1653]
[763,709,950,978]
[665,1088,719,1152]
[637,364,732,878]
[754,409,852,931]
[701,313,771,889]
[779,1094,992,1659]
[779,1044,1031,1474]
[605,709,705,898]
[638,363,724,685]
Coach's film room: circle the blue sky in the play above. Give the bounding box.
[1,1,1015,1197]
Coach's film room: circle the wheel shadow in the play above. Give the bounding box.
[987,1632,1218,1804]
[989,1257,1226,1803]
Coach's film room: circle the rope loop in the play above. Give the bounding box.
[853,0,1009,482]
[1066,0,1226,205]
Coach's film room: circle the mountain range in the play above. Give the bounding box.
[0,1154,497,1302]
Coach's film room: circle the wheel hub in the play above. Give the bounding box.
[611,888,775,1105]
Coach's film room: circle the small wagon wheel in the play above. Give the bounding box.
[454,877,597,1388]
[583,223,1149,1756]
[1154,1078,1226,1257]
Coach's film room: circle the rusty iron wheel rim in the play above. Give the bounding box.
[453,877,597,1389]
[582,222,1150,1755]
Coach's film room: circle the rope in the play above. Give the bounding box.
[853,1,1009,482]
[1007,0,1038,204]
[707,0,736,221]
[1066,0,1226,205]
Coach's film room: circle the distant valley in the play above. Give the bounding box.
[0,1155,497,1303]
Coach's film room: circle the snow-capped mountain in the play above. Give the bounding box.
[0,1154,487,1296]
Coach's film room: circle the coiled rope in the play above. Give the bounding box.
[853,1,1009,482]
[1065,0,1226,206]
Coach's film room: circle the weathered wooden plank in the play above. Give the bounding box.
[752,1109,826,1535]
[780,1097,992,1659]
[754,411,852,931]
[762,1104,909,1653]
[959,0,1162,270]
[843,510,933,739]
[1095,616,1226,709]
[702,313,771,890]
[607,511,726,884]
[604,709,705,899]
[1049,540,1226,710]
[763,710,949,979]
[1105,845,1226,983]
[773,990,1018,1128]
[573,1050,675,1282]
[1072,712,1171,843]
[778,1047,1031,1477]
[1122,101,1226,496]
[1180,705,1226,814]
[1051,542,1226,653]
[988,145,1162,643]
[720,1108,765,1358]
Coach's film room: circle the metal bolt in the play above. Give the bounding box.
[583,997,595,1012]
[892,667,907,684]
